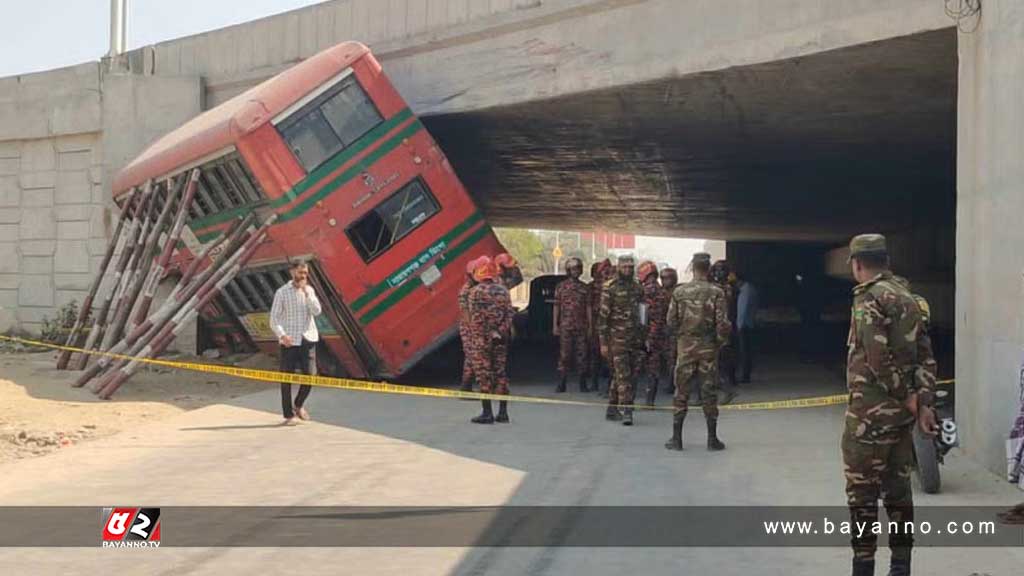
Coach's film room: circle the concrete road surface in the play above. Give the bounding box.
[0,354,1020,575]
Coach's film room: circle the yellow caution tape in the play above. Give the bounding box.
[1,333,941,412]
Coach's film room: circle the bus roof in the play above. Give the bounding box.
[112,41,371,196]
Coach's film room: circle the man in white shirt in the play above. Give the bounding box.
[270,261,323,425]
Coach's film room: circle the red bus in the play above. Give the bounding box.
[112,41,510,379]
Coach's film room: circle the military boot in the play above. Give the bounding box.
[495,401,510,423]
[645,377,659,407]
[471,400,494,424]
[555,376,567,393]
[887,557,910,576]
[578,374,589,393]
[852,559,875,576]
[605,405,622,421]
[622,405,634,426]
[706,417,725,451]
[665,417,683,451]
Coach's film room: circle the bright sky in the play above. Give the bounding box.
[0,0,323,77]
[637,236,724,274]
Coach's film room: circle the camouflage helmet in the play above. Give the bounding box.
[596,258,613,275]
[660,267,678,287]
[617,254,636,266]
[565,256,583,271]
[637,260,658,282]
[471,256,495,282]
[848,234,887,261]
[692,252,712,265]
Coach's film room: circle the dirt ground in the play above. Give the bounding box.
[0,348,272,464]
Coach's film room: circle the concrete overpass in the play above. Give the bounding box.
[0,0,1021,477]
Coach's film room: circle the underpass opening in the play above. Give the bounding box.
[418,28,957,400]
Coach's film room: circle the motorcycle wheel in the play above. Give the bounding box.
[913,427,941,494]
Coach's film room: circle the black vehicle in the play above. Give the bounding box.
[913,382,958,494]
[513,274,567,343]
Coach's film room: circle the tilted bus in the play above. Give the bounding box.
[112,41,510,379]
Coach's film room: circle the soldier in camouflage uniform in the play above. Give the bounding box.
[637,260,671,406]
[659,267,679,394]
[469,258,515,424]
[598,254,643,425]
[458,258,482,393]
[553,257,591,393]
[843,234,938,576]
[711,259,739,405]
[665,253,730,451]
[589,259,612,394]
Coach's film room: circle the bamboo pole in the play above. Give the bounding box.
[101,178,178,352]
[89,224,264,394]
[72,184,154,370]
[130,170,200,329]
[56,187,138,369]
[73,214,253,389]
[96,217,275,398]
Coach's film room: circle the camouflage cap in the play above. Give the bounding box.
[848,234,887,260]
[692,252,712,264]
[617,254,635,266]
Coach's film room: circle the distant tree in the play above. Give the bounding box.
[494,228,547,277]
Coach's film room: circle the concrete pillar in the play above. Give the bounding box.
[956,1,1024,474]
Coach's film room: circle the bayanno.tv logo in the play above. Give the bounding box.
[101,507,161,548]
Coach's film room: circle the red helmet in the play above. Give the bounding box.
[465,258,479,277]
[596,258,612,275]
[494,253,518,269]
[472,257,497,282]
[637,260,658,282]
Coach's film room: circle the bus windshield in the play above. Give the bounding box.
[277,73,383,172]
[348,179,440,261]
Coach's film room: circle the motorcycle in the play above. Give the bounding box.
[913,383,958,494]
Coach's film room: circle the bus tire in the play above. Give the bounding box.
[913,427,941,494]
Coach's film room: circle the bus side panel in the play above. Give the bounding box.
[345,127,506,375]
[237,124,307,201]
[353,56,406,119]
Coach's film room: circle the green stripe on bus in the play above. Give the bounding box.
[193,115,422,243]
[357,223,491,326]
[188,108,414,231]
[350,211,484,312]
[275,107,415,207]
[276,120,424,223]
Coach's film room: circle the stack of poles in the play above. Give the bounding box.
[63,167,276,399]
[55,187,139,369]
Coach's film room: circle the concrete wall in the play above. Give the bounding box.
[0,62,201,334]
[956,0,1024,474]
[0,63,107,333]
[131,0,952,113]
[141,0,540,107]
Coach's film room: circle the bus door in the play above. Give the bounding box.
[308,261,380,378]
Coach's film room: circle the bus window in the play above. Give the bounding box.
[347,178,440,262]
[277,74,383,173]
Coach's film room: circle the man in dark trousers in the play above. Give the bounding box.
[270,260,323,426]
